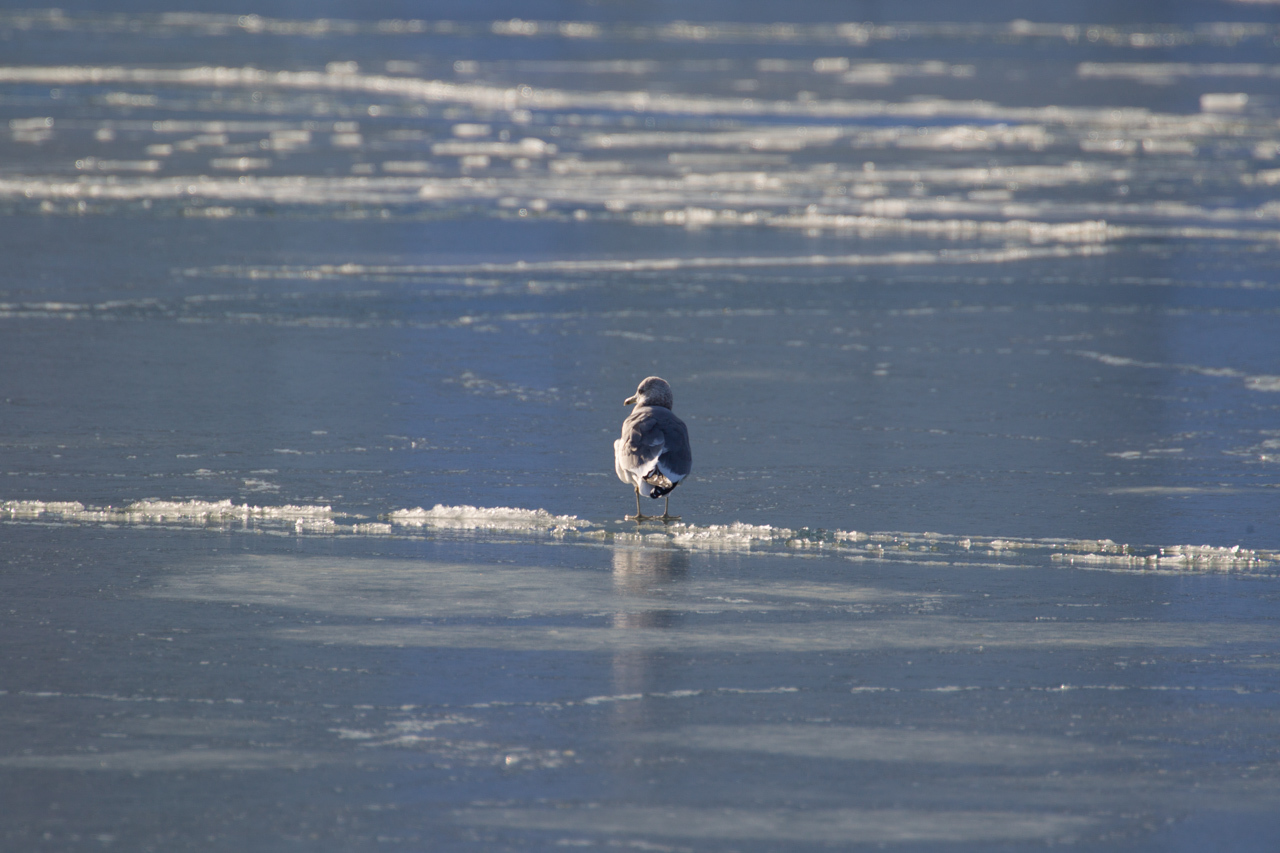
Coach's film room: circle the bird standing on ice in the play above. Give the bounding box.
[614,376,692,521]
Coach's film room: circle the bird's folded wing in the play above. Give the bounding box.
[618,411,667,473]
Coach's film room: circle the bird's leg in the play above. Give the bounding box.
[659,494,681,522]
[626,486,649,521]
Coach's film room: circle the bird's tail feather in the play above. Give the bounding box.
[642,469,676,498]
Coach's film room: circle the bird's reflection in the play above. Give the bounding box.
[611,545,688,603]
[609,545,688,731]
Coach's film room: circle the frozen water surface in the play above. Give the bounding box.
[3,1,1280,849]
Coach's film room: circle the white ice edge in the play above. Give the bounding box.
[1,12,1259,45]
[8,60,1280,250]
[0,498,334,525]
[0,64,1217,125]
[388,503,590,530]
[1073,349,1280,394]
[2,499,1275,570]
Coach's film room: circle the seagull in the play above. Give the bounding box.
[614,376,692,522]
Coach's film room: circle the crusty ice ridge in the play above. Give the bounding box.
[3,499,1276,572]
[389,504,589,531]
[1,498,334,531]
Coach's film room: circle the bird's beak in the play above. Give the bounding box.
[624,394,637,406]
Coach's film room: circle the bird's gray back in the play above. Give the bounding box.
[619,405,692,477]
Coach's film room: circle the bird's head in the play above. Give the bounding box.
[624,376,674,409]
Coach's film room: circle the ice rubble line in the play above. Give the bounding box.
[0,498,333,522]
[382,510,1277,569]
[0,64,1239,126]
[1,11,1274,48]
[752,213,1112,243]
[11,175,1280,237]
[1078,62,1280,81]
[186,246,1110,278]
[387,507,843,545]
[388,504,588,530]
[122,499,333,520]
[1054,544,1272,569]
[1073,350,1280,393]
[2,499,1275,570]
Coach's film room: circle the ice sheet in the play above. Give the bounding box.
[5,3,1280,849]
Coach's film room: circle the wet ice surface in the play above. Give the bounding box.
[6,525,1280,851]
[3,1,1280,849]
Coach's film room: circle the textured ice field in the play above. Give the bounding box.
[3,1,1280,849]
